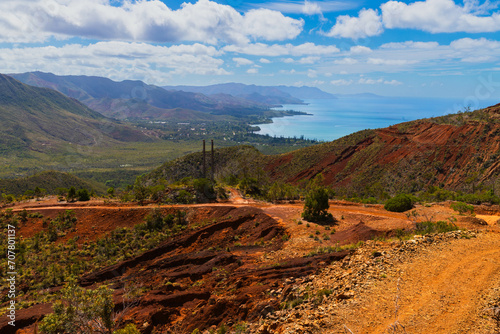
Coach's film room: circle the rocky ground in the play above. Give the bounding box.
[1,195,500,334]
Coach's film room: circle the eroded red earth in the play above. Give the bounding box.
[1,196,499,333]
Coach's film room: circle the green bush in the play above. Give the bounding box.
[384,194,413,212]
[67,186,77,202]
[77,188,90,201]
[302,186,332,222]
[193,178,216,199]
[175,189,194,204]
[450,201,474,215]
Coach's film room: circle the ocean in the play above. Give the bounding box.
[254,96,499,141]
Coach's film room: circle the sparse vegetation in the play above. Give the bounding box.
[39,278,140,334]
[414,221,459,235]
[450,201,474,215]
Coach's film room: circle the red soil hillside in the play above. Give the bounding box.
[143,104,500,195]
[265,104,500,193]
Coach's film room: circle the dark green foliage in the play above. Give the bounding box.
[302,174,334,222]
[67,187,77,202]
[175,189,195,204]
[144,209,175,232]
[239,177,260,196]
[193,178,216,199]
[34,186,46,199]
[384,194,413,212]
[77,188,90,201]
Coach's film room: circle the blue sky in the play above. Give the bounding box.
[1,0,500,100]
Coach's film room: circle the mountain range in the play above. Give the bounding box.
[162,82,336,102]
[0,74,150,156]
[10,72,337,122]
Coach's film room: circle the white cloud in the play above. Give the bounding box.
[367,58,417,65]
[326,8,383,39]
[461,55,494,62]
[293,80,325,86]
[224,42,339,56]
[259,1,359,14]
[450,37,500,50]
[283,58,295,63]
[334,58,358,65]
[233,57,254,66]
[381,0,500,33]
[308,69,318,78]
[331,79,353,85]
[298,56,320,64]
[259,58,271,64]
[381,41,440,49]
[358,77,402,85]
[303,1,323,15]
[0,0,303,44]
[242,8,304,42]
[0,41,229,84]
[384,79,403,85]
[350,45,373,54]
[247,68,259,74]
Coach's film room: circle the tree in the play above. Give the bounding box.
[77,188,90,202]
[34,186,46,200]
[67,187,77,203]
[302,174,333,222]
[384,194,413,212]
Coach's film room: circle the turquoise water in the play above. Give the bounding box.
[255,96,499,141]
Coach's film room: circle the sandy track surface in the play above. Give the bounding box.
[335,232,500,334]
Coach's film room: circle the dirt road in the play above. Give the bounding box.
[334,232,500,334]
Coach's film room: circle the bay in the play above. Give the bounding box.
[254,96,499,142]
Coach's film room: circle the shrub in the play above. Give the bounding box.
[193,178,216,199]
[67,187,77,202]
[238,177,260,195]
[450,201,474,215]
[175,190,194,204]
[384,194,413,212]
[302,176,333,223]
[39,279,114,334]
[77,188,90,202]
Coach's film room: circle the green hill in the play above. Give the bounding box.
[0,74,158,178]
[10,72,280,121]
[0,170,105,196]
[0,74,151,153]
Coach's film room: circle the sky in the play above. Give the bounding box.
[1,0,500,100]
